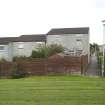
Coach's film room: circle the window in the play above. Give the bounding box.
[76,39,83,51]
[76,39,82,41]
[36,42,43,45]
[36,42,44,49]
[55,35,61,38]
[0,46,5,51]
[76,34,83,37]
[18,42,24,49]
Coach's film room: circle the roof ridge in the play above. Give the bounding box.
[51,27,89,30]
[47,27,89,35]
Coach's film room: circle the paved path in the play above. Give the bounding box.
[85,53,101,76]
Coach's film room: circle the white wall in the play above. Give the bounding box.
[12,42,45,57]
[47,34,90,62]
[47,34,89,54]
[0,42,45,61]
[0,44,10,61]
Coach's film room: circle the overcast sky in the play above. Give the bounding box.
[0,0,105,44]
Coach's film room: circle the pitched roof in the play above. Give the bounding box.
[0,37,18,44]
[47,27,89,35]
[19,34,46,42]
[0,34,46,44]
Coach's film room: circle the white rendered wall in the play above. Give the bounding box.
[47,34,90,62]
[12,42,45,57]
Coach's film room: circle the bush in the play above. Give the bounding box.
[13,56,29,61]
[48,44,64,56]
[0,58,7,63]
[11,63,26,79]
[31,44,64,58]
[31,50,45,58]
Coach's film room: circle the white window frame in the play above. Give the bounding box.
[76,34,83,37]
[18,42,24,49]
[0,45,5,51]
[35,42,44,49]
[76,39,83,50]
[36,42,43,44]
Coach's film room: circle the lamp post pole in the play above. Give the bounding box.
[102,20,105,76]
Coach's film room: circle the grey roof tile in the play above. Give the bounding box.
[0,34,46,44]
[47,27,89,35]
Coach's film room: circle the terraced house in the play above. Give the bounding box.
[0,35,46,61]
[0,27,90,62]
[47,27,90,62]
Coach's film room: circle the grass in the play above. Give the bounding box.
[0,75,105,105]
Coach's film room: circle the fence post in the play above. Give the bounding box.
[81,55,83,75]
[44,58,47,75]
[0,63,1,77]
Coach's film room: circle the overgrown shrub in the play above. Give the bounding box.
[13,56,29,61]
[48,44,64,56]
[31,51,45,58]
[31,44,64,58]
[0,58,7,63]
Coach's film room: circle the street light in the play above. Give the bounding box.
[102,20,105,76]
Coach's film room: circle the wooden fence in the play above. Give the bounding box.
[0,55,88,78]
[0,62,13,78]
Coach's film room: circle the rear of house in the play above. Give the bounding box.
[0,37,16,61]
[47,27,90,62]
[0,35,46,61]
[0,27,90,62]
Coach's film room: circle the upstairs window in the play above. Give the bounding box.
[76,39,83,51]
[36,42,44,49]
[18,42,24,49]
[0,46,5,51]
[76,39,82,42]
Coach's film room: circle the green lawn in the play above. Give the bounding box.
[0,76,105,105]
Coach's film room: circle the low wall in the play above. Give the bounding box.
[0,55,88,78]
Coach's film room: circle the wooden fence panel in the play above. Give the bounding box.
[0,62,13,78]
[46,58,64,74]
[63,56,82,74]
[0,55,88,78]
[17,59,47,75]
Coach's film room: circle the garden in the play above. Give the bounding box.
[0,44,105,105]
[0,44,88,78]
[0,44,65,78]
